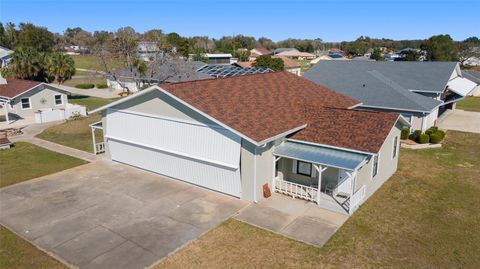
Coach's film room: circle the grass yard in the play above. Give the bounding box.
[0,142,87,188]
[456,96,480,112]
[156,131,480,269]
[0,225,67,269]
[72,54,123,71]
[36,95,117,153]
[63,76,107,88]
[67,95,118,111]
[296,59,312,73]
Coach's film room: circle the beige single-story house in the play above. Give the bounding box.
[90,72,408,215]
[0,77,86,126]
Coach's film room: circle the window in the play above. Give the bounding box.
[372,155,379,178]
[21,98,31,109]
[54,94,63,105]
[392,136,398,159]
[297,161,312,177]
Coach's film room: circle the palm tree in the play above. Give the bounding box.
[6,47,44,80]
[46,52,75,84]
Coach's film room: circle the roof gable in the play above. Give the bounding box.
[0,79,42,98]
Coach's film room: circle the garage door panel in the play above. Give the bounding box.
[107,110,240,166]
[108,139,242,197]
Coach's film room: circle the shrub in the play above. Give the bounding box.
[425,126,439,136]
[429,133,442,144]
[435,130,446,139]
[418,134,430,144]
[400,128,410,140]
[75,83,95,89]
[409,130,422,141]
[68,111,84,121]
[96,83,108,89]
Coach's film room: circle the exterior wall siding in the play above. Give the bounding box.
[8,84,68,118]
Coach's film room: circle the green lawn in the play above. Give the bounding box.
[72,54,122,71]
[36,95,117,153]
[67,95,118,111]
[0,142,87,188]
[0,225,67,269]
[156,131,480,269]
[63,77,107,88]
[457,96,480,112]
[296,59,312,73]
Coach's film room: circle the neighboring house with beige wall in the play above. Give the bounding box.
[91,72,408,215]
[0,78,86,126]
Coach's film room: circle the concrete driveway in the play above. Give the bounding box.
[0,160,247,269]
[438,109,480,133]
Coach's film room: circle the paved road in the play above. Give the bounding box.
[0,161,247,269]
[438,109,480,133]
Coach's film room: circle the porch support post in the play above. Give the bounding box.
[4,103,9,124]
[314,165,328,205]
[91,127,96,154]
[272,156,281,192]
[346,170,358,215]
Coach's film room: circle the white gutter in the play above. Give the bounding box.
[358,104,437,114]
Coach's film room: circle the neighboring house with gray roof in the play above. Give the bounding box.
[462,70,480,96]
[304,61,477,131]
[0,46,13,68]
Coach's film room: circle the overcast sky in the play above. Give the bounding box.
[1,0,479,42]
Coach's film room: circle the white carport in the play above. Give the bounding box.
[447,77,477,97]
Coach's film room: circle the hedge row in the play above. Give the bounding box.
[75,83,95,89]
[405,127,445,144]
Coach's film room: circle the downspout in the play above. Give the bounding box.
[253,146,257,203]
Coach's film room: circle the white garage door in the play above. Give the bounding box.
[105,109,242,197]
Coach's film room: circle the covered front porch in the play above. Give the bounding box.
[272,141,370,215]
[90,121,105,154]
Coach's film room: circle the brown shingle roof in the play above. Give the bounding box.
[290,108,400,153]
[235,62,253,68]
[160,72,400,152]
[0,79,42,98]
[273,55,301,69]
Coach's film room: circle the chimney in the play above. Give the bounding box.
[0,73,7,85]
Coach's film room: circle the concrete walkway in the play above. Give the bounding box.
[50,83,122,99]
[6,122,100,162]
[438,109,480,133]
[235,194,348,247]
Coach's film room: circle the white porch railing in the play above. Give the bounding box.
[274,178,318,203]
[349,185,366,213]
[94,142,105,155]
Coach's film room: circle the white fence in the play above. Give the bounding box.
[34,104,86,123]
[274,178,318,203]
[349,185,366,214]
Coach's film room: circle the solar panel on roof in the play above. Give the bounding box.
[197,64,272,78]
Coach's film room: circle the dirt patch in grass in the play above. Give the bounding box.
[0,142,87,188]
[155,131,480,269]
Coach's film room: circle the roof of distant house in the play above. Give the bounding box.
[304,61,455,112]
[274,48,299,54]
[272,55,301,69]
[0,46,13,59]
[462,70,480,84]
[251,48,271,55]
[204,53,232,58]
[234,62,253,68]
[277,50,316,58]
[0,79,42,98]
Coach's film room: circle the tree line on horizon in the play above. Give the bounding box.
[0,22,479,86]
